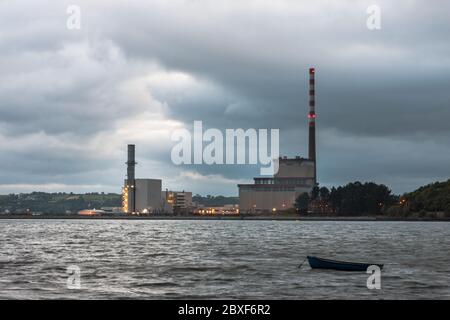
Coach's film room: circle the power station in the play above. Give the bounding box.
[238,67,318,212]
[122,144,194,214]
[123,67,318,214]
[123,144,162,214]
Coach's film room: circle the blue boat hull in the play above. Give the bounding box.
[307,256,383,271]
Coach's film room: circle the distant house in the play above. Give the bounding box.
[78,209,105,216]
[194,204,239,215]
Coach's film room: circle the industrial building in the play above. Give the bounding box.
[194,205,239,215]
[78,209,106,216]
[122,145,164,214]
[134,179,163,212]
[122,68,318,214]
[122,144,194,214]
[238,68,318,212]
[162,190,193,213]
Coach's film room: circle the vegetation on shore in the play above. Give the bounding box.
[0,192,121,214]
[400,179,450,218]
[0,192,239,214]
[295,179,450,218]
[1,179,449,218]
[192,194,239,206]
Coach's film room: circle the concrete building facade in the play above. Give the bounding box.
[162,190,193,213]
[238,157,315,212]
[135,179,162,212]
[123,178,162,213]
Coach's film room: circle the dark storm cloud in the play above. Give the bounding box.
[1,0,450,194]
[92,0,450,137]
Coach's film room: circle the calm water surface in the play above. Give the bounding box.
[0,219,449,299]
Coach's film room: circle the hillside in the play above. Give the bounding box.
[192,194,239,206]
[0,192,121,214]
[0,192,240,214]
[405,179,450,213]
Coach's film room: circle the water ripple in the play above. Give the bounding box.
[0,219,449,299]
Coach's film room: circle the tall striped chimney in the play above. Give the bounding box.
[308,67,317,184]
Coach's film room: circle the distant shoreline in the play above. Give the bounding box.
[0,214,449,222]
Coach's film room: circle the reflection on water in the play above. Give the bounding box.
[0,219,449,299]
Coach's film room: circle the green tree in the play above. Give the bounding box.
[319,186,330,201]
[405,179,450,213]
[328,181,396,215]
[295,193,310,214]
[311,186,320,200]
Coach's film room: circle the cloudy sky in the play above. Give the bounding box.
[0,0,449,196]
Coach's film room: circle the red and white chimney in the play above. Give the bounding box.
[308,67,317,184]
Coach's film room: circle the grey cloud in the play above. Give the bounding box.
[93,1,450,138]
[1,0,450,195]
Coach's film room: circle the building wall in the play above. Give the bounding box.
[161,191,193,212]
[238,158,316,212]
[239,186,312,211]
[274,158,315,178]
[175,192,192,208]
[133,179,162,212]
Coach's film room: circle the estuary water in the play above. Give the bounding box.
[0,219,449,299]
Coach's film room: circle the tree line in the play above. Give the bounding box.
[295,181,398,215]
[295,179,450,216]
[0,192,121,214]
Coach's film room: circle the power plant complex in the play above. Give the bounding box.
[238,67,317,212]
[122,68,318,214]
[122,144,193,214]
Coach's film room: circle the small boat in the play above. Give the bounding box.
[307,256,383,271]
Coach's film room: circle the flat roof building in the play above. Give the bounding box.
[123,178,162,213]
[238,157,315,212]
[162,190,193,213]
